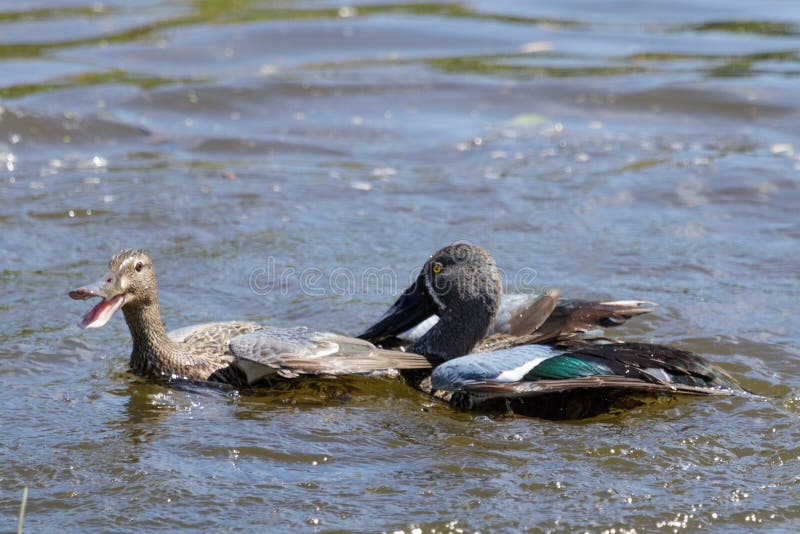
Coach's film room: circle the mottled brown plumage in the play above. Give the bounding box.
[70,249,431,386]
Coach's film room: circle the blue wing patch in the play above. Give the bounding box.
[431,345,561,391]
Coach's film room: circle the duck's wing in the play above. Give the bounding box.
[490,292,654,338]
[229,326,433,384]
[534,299,657,341]
[430,345,564,391]
[433,341,743,397]
[455,375,735,399]
[477,299,658,351]
[550,340,742,390]
[490,291,559,336]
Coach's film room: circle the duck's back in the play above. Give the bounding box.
[168,321,263,350]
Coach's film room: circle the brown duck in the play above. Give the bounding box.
[69,249,430,386]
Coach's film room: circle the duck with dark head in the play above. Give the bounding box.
[363,245,656,351]
[356,243,748,419]
[361,243,504,364]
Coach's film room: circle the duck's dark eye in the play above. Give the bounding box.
[135,261,144,272]
[431,261,443,274]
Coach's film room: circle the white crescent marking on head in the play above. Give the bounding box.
[424,271,447,312]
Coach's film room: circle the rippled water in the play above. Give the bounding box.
[1,0,800,531]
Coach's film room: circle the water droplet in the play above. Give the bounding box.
[371,167,396,178]
[351,181,372,191]
[770,143,794,156]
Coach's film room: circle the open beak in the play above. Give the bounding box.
[359,273,436,343]
[68,273,126,329]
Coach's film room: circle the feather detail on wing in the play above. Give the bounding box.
[553,340,742,390]
[229,327,432,383]
[274,347,434,377]
[430,345,561,390]
[455,376,738,398]
[168,321,263,344]
[495,290,559,336]
[436,339,745,400]
[533,299,657,341]
[472,300,655,353]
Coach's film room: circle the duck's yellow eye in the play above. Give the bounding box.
[432,262,443,274]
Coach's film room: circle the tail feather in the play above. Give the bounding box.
[592,300,658,325]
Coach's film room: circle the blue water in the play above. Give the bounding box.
[1,0,799,531]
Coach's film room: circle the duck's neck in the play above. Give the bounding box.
[408,298,495,364]
[122,299,182,377]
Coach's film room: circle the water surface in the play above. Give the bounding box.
[1,0,799,531]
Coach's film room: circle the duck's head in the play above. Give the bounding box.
[69,249,156,329]
[360,243,502,346]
